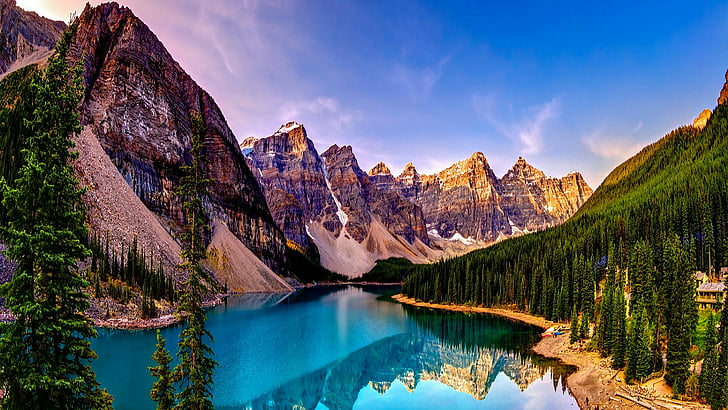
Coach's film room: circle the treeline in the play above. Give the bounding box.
[357,257,413,283]
[284,244,347,283]
[403,103,728,399]
[88,232,176,305]
[0,64,38,225]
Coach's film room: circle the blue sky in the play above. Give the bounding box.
[18,0,728,187]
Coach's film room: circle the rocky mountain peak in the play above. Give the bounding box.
[401,162,418,174]
[275,121,304,135]
[0,0,65,77]
[693,109,712,130]
[719,69,728,106]
[468,151,488,165]
[240,136,259,151]
[505,156,546,181]
[322,144,358,168]
[68,1,289,289]
[369,162,391,176]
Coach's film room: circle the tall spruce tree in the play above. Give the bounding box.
[699,312,718,407]
[712,301,728,409]
[0,22,113,409]
[663,234,698,395]
[150,330,175,410]
[625,305,652,383]
[173,112,217,410]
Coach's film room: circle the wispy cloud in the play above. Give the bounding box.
[582,132,644,160]
[276,97,362,145]
[390,53,455,101]
[472,95,562,155]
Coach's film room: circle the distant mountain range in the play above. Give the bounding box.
[243,123,592,276]
[0,1,592,285]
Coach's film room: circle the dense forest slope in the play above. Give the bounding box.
[402,90,728,394]
[403,104,727,314]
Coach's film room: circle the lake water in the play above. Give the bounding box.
[91,285,577,409]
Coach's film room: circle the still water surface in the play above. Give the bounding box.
[92,285,577,409]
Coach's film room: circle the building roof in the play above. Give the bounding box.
[695,271,706,280]
[698,282,726,292]
[721,267,728,274]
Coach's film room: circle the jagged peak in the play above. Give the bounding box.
[504,156,546,181]
[402,162,417,174]
[369,162,391,176]
[240,136,259,150]
[693,109,712,130]
[469,151,487,162]
[274,121,304,135]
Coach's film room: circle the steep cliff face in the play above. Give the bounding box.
[68,2,289,291]
[243,122,338,258]
[411,152,509,242]
[500,157,592,232]
[246,120,591,275]
[245,126,432,276]
[719,69,728,106]
[389,155,592,243]
[0,0,65,77]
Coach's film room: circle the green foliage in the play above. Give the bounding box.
[284,244,346,283]
[0,64,38,223]
[358,257,414,283]
[149,330,175,410]
[172,111,216,409]
[664,234,698,394]
[569,306,579,344]
[403,100,728,393]
[625,306,653,383]
[87,232,176,303]
[0,23,113,409]
[699,312,718,405]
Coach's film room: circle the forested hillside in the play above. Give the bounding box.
[402,103,728,397]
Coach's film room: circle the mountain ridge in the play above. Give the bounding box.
[244,121,592,276]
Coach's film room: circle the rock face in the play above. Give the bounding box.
[245,122,591,276]
[245,124,433,276]
[720,69,728,106]
[393,155,592,242]
[400,152,508,243]
[242,122,338,259]
[66,3,289,291]
[500,157,593,233]
[694,109,712,130]
[0,0,65,78]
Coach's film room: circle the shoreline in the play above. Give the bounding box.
[392,294,708,410]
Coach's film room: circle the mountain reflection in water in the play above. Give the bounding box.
[243,304,574,410]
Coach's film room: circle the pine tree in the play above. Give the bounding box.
[150,330,175,410]
[570,305,579,344]
[173,112,216,409]
[625,305,652,383]
[0,22,113,409]
[610,267,628,369]
[664,234,698,395]
[699,312,718,406]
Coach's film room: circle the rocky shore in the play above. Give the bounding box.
[392,294,708,410]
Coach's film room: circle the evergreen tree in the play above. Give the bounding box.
[664,234,698,395]
[0,22,113,409]
[699,312,718,406]
[173,112,216,409]
[570,305,579,344]
[150,330,175,410]
[629,240,655,316]
[625,305,652,383]
[712,302,728,409]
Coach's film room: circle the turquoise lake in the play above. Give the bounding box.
[91,285,578,409]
